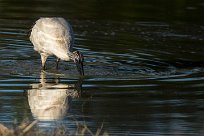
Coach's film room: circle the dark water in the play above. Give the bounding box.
[1,0,204,135]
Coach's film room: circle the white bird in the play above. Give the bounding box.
[30,17,84,75]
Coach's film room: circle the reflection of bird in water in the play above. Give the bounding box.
[27,71,82,120]
[30,17,84,75]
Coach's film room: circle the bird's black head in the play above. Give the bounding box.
[73,51,84,76]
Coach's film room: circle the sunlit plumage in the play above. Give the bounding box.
[30,17,84,75]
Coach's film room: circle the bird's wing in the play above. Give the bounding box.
[57,18,74,51]
[42,18,74,52]
[30,18,74,57]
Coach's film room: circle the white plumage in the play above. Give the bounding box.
[30,17,74,60]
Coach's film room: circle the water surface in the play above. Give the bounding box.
[0,0,204,135]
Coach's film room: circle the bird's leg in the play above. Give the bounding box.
[41,54,48,70]
[56,58,60,69]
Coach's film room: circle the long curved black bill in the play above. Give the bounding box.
[76,61,84,76]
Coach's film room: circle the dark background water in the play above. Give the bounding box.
[0,0,204,135]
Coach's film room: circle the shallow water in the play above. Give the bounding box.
[0,0,204,135]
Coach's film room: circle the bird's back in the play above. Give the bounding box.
[30,17,74,60]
